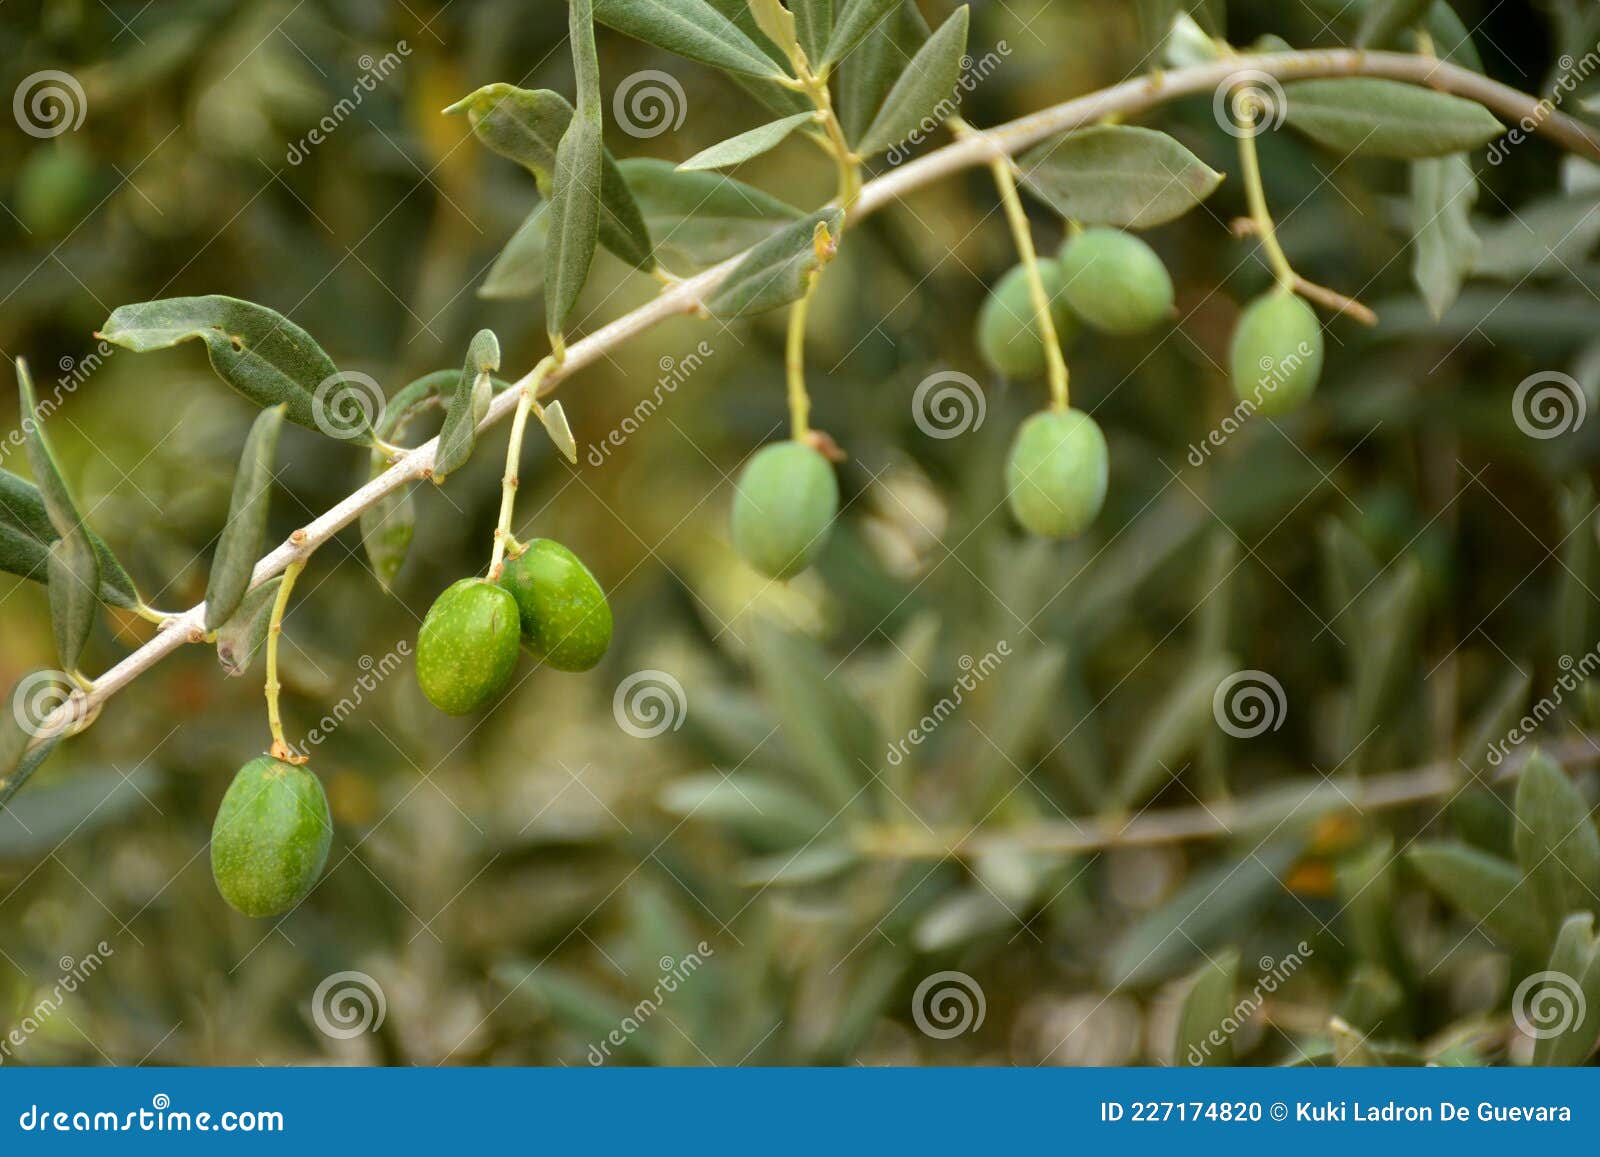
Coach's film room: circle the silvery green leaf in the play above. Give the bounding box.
[98,296,362,442]
[596,0,789,79]
[1356,0,1435,47]
[1019,125,1224,230]
[1410,153,1480,319]
[435,329,500,481]
[1531,914,1600,1065]
[824,0,899,68]
[1114,656,1232,810]
[1473,192,1600,280]
[203,404,285,632]
[544,3,603,341]
[214,577,282,677]
[855,5,969,157]
[737,844,858,886]
[678,111,816,171]
[540,400,578,464]
[706,207,843,318]
[618,158,802,267]
[479,202,549,300]
[1336,834,1398,968]
[0,470,137,607]
[1161,11,1222,68]
[835,0,929,145]
[1408,841,1551,958]
[1455,667,1531,778]
[747,0,799,59]
[0,729,61,817]
[1175,948,1239,1065]
[1514,752,1600,932]
[1283,79,1504,158]
[660,771,831,849]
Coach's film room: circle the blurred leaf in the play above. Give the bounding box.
[1513,752,1600,931]
[436,330,500,482]
[1408,841,1550,958]
[215,577,282,677]
[660,770,832,849]
[494,963,663,1063]
[1344,559,1423,769]
[203,404,284,632]
[1530,913,1600,1065]
[0,762,149,855]
[1456,667,1531,779]
[1337,833,1398,968]
[618,159,802,267]
[738,844,858,885]
[1410,153,1480,319]
[1283,79,1503,158]
[912,887,1014,951]
[545,2,604,340]
[855,5,968,156]
[824,0,898,67]
[1356,0,1435,46]
[707,208,842,318]
[678,111,816,171]
[1175,948,1239,1065]
[479,203,549,300]
[835,0,929,145]
[1115,656,1231,811]
[1474,193,1600,280]
[595,0,787,78]
[1019,126,1224,230]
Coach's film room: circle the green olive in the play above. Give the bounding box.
[211,756,332,918]
[1057,228,1174,336]
[731,441,839,580]
[415,577,521,714]
[1229,289,1325,417]
[497,539,613,672]
[1005,408,1109,539]
[975,260,1077,379]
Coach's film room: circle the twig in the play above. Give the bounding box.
[23,50,1600,753]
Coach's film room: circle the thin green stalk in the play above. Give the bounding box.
[1237,113,1296,290]
[488,356,556,579]
[265,558,305,762]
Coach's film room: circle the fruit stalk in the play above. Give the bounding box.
[1235,107,1297,291]
[264,558,305,763]
[488,356,556,580]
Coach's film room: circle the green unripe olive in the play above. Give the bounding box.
[1229,289,1325,417]
[415,577,521,714]
[975,260,1077,379]
[1057,228,1174,336]
[211,756,332,918]
[1005,408,1109,539]
[731,441,839,580]
[497,539,613,673]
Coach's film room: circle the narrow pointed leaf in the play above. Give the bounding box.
[595,0,788,79]
[824,0,900,67]
[357,372,453,591]
[1175,948,1239,1065]
[706,207,842,318]
[204,404,285,632]
[1411,152,1480,318]
[1355,0,1435,47]
[1408,841,1552,958]
[678,111,817,171]
[479,202,549,300]
[215,577,283,677]
[747,0,800,59]
[792,0,833,63]
[1115,656,1232,810]
[540,400,578,464]
[0,470,137,607]
[1530,914,1600,1065]
[1514,752,1600,931]
[618,158,802,267]
[1019,125,1224,230]
[545,3,604,341]
[97,297,363,442]
[1283,79,1504,158]
[0,732,60,815]
[435,329,501,481]
[836,0,929,145]
[855,5,968,156]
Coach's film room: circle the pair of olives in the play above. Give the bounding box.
[415,539,613,716]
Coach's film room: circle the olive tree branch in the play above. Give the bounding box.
[26,49,1600,756]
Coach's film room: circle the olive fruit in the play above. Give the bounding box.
[211,756,333,918]
[1229,289,1324,417]
[975,260,1077,379]
[1057,228,1174,336]
[1005,408,1109,539]
[497,539,613,672]
[731,441,839,580]
[415,577,521,714]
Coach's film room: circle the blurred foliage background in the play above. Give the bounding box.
[5,0,1600,1066]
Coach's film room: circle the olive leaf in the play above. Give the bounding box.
[17,359,99,671]
[747,0,800,59]
[678,111,817,171]
[1407,841,1552,958]
[97,296,364,443]
[835,0,929,146]
[855,5,969,157]
[0,728,60,816]
[1114,655,1233,810]
[1355,0,1435,47]
[1019,125,1224,230]
[447,85,653,271]
[790,0,833,63]
[1531,914,1600,1066]
[1174,948,1239,1065]
[539,400,578,464]
[824,0,901,69]
[617,158,802,267]
[706,207,843,318]
[0,470,138,607]
[203,404,285,632]
[435,329,501,482]
[214,576,283,676]
[1410,152,1480,319]
[1514,751,1600,932]
[544,1,604,342]
[1473,191,1600,280]
[1283,79,1504,158]
[479,202,549,300]
[595,0,788,79]
[659,771,832,849]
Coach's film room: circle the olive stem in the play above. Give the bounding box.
[264,558,305,763]
[785,287,815,439]
[954,115,1071,411]
[1235,110,1297,291]
[488,356,556,580]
